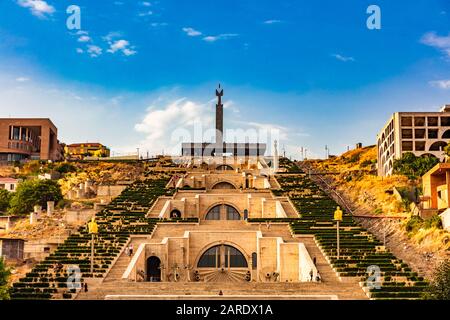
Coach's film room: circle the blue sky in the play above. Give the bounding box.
[0,0,450,158]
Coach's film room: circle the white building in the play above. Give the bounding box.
[377,105,450,176]
[0,178,19,192]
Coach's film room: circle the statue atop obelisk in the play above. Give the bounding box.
[215,84,224,146]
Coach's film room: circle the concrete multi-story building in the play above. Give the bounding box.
[377,105,450,176]
[0,118,64,162]
[65,142,110,160]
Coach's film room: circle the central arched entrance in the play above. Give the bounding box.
[195,244,250,282]
[146,256,161,282]
[198,244,248,268]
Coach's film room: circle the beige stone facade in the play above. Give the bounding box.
[377,105,450,176]
[121,156,317,284]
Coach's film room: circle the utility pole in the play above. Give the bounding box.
[325,145,329,159]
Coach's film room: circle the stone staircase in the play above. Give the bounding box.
[75,236,150,300]
[75,222,367,300]
[75,278,367,300]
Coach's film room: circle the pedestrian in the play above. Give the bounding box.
[313,257,317,266]
[129,244,134,256]
[219,290,223,296]
[309,269,313,282]
[84,282,88,292]
[316,271,322,283]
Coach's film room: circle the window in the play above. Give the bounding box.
[429,141,447,151]
[428,117,438,126]
[402,141,413,151]
[198,245,247,268]
[12,127,20,140]
[226,206,240,220]
[428,129,438,139]
[415,141,425,151]
[401,129,413,139]
[401,117,412,126]
[414,129,425,139]
[252,252,257,269]
[441,117,450,126]
[205,204,240,220]
[205,205,221,220]
[225,246,248,268]
[414,117,425,127]
[198,246,220,268]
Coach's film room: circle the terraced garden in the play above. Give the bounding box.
[10,171,179,300]
[274,169,429,299]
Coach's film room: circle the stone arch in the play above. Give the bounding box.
[195,241,249,269]
[442,129,450,139]
[211,181,238,190]
[146,256,161,282]
[429,141,447,151]
[170,209,181,219]
[204,202,241,220]
[420,153,438,158]
[216,164,234,171]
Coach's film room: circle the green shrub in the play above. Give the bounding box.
[9,179,63,215]
[0,189,12,212]
[393,152,439,179]
[424,259,450,300]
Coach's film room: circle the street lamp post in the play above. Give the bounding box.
[88,217,98,275]
[334,206,343,260]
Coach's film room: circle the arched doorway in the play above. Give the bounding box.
[211,181,236,189]
[205,204,241,220]
[146,256,161,282]
[170,209,181,218]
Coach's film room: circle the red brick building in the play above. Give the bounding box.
[0,118,64,162]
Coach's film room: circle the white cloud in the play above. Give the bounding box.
[203,34,238,42]
[138,10,153,17]
[331,54,355,62]
[182,27,202,37]
[141,1,151,6]
[150,22,168,27]
[103,33,137,56]
[87,45,102,57]
[429,80,450,89]
[421,32,450,57]
[264,19,282,24]
[78,35,91,42]
[76,48,84,54]
[135,98,214,155]
[103,31,123,42]
[17,0,55,19]
[16,77,30,82]
[107,39,137,56]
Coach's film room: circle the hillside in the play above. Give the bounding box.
[307,146,415,216]
[304,147,449,278]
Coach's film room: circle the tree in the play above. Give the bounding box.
[9,179,63,215]
[0,257,11,300]
[424,259,450,300]
[393,152,439,179]
[0,189,11,212]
